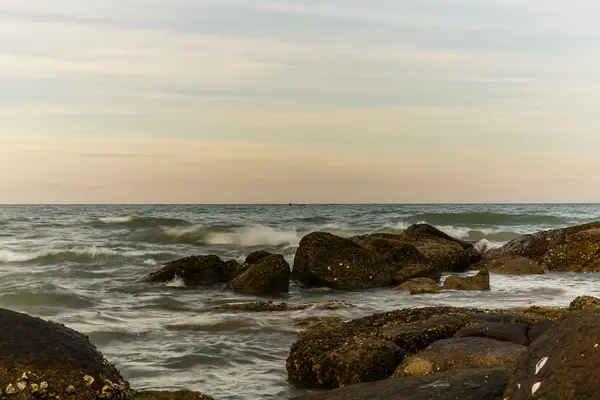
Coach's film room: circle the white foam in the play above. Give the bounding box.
[0,246,158,263]
[0,250,35,263]
[166,276,186,288]
[143,258,158,266]
[98,216,134,224]
[474,239,503,254]
[207,225,300,247]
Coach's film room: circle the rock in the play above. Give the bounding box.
[292,232,395,289]
[286,306,533,389]
[225,253,290,295]
[443,269,490,291]
[455,322,530,345]
[145,255,229,286]
[395,337,526,377]
[507,306,568,322]
[224,259,247,281]
[402,224,481,271]
[0,308,131,400]
[291,366,513,400]
[482,221,600,272]
[479,255,545,275]
[352,236,439,283]
[569,295,600,311]
[527,319,555,343]
[395,278,441,295]
[244,250,273,264]
[212,301,307,312]
[134,390,214,400]
[504,308,600,399]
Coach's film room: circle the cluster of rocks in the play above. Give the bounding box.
[0,308,214,399]
[288,295,600,400]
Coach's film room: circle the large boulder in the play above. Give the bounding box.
[144,255,230,286]
[395,337,525,377]
[352,236,440,283]
[443,269,490,291]
[0,308,131,399]
[291,366,513,400]
[395,278,440,295]
[504,308,600,399]
[225,253,290,295]
[482,222,600,272]
[292,232,395,289]
[455,322,530,345]
[286,306,534,389]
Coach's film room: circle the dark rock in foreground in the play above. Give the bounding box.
[134,390,214,400]
[395,277,440,295]
[569,295,600,311]
[0,308,132,399]
[144,255,231,286]
[291,366,512,400]
[504,309,600,399]
[286,306,534,389]
[395,337,525,377]
[455,322,530,345]
[225,253,290,295]
[482,221,600,273]
[292,232,395,289]
[443,268,490,291]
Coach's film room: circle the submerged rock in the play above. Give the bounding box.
[292,232,395,289]
[144,255,230,286]
[0,308,131,399]
[212,301,307,312]
[291,366,513,400]
[394,277,441,295]
[395,337,525,377]
[443,268,490,291]
[134,390,214,400]
[482,221,600,272]
[479,255,546,275]
[504,308,600,399]
[569,295,600,311]
[225,253,290,295]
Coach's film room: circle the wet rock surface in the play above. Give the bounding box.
[134,390,214,400]
[0,308,132,400]
[291,366,513,400]
[443,269,490,291]
[225,253,291,295]
[482,222,600,272]
[144,255,230,286]
[504,309,600,399]
[479,255,546,275]
[455,322,530,345]
[395,277,441,295]
[395,337,526,377]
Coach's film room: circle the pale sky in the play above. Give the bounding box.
[1,1,600,203]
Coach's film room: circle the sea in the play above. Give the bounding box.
[1,203,600,399]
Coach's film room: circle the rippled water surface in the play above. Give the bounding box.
[1,204,600,399]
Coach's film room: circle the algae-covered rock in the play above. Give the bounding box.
[455,322,530,345]
[144,255,229,286]
[479,255,545,275]
[292,232,394,289]
[569,295,600,311]
[212,301,307,312]
[0,308,131,400]
[225,253,290,295]
[443,268,490,291]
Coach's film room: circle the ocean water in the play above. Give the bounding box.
[1,204,600,399]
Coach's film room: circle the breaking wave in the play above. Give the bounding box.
[406,212,575,226]
[0,247,168,264]
[95,216,189,228]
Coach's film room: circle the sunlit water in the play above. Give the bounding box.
[1,204,599,399]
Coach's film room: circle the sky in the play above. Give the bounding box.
[1,0,600,203]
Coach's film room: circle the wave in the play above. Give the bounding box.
[406,212,574,226]
[95,215,189,228]
[0,290,96,309]
[0,246,168,264]
[138,225,301,248]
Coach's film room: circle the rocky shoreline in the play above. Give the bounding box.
[3,221,600,399]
